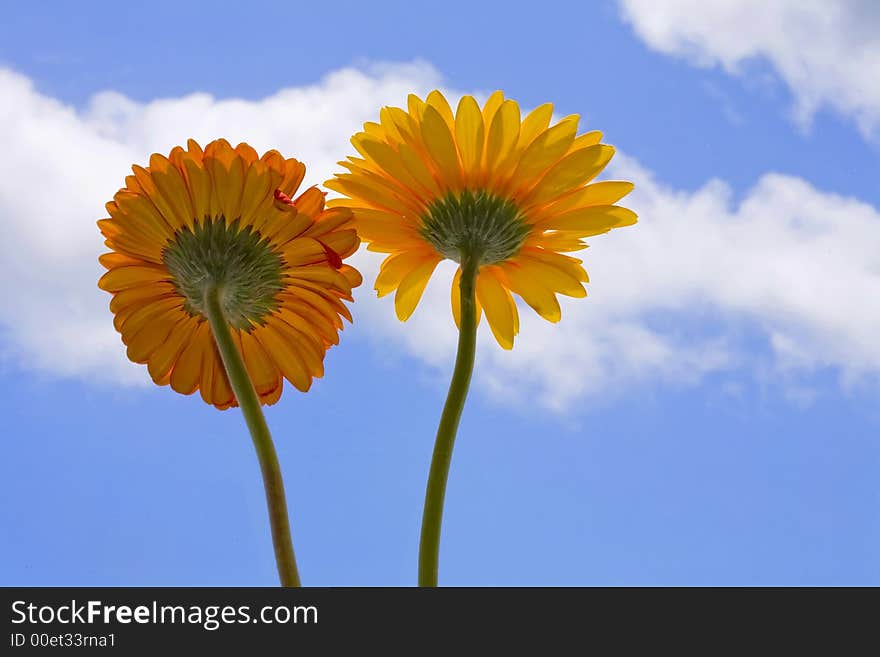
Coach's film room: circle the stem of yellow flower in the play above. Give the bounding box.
[418,250,480,586]
[203,284,301,587]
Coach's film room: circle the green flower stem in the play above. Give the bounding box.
[204,284,301,587]
[418,250,480,586]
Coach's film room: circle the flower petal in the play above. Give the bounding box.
[522,144,615,207]
[375,250,436,297]
[500,263,561,323]
[170,323,209,396]
[476,269,518,349]
[454,96,485,176]
[539,205,638,235]
[483,100,521,179]
[394,256,441,320]
[508,117,579,193]
[450,265,483,329]
[420,105,462,188]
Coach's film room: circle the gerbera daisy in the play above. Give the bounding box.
[329,91,636,586]
[98,138,361,409]
[97,138,361,587]
[326,89,636,349]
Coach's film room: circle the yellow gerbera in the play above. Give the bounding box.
[326,90,636,348]
[98,138,362,409]
[330,90,637,586]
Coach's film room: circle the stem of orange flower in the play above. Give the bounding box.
[203,284,301,588]
[418,249,480,587]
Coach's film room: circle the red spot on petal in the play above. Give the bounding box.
[274,189,295,207]
[316,239,343,269]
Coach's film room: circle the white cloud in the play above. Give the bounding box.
[618,0,880,138]
[0,63,878,411]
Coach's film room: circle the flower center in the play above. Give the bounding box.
[419,190,530,264]
[163,217,285,330]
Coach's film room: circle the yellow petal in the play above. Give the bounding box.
[526,232,588,253]
[281,238,330,267]
[203,344,234,409]
[398,143,443,197]
[260,380,284,406]
[119,296,184,338]
[379,106,412,145]
[102,236,164,265]
[407,93,427,119]
[516,250,588,297]
[273,313,325,378]
[239,162,279,227]
[126,309,182,363]
[149,153,195,230]
[294,186,326,218]
[540,205,638,235]
[420,105,462,188]
[255,322,312,392]
[99,251,144,270]
[508,282,520,334]
[500,263,561,322]
[170,323,208,395]
[325,175,416,218]
[112,193,175,245]
[517,103,554,149]
[130,165,183,233]
[568,130,603,152]
[508,117,579,194]
[101,233,162,268]
[198,347,217,406]
[206,141,246,219]
[279,158,307,197]
[361,121,384,140]
[181,154,212,226]
[235,142,259,164]
[450,266,483,329]
[394,256,441,321]
[339,167,425,216]
[241,331,282,396]
[540,181,635,218]
[279,287,343,330]
[426,90,455,128]
[147,316,198,384]
[481,90,505,130]
[476,270,517,349]
[279,298,339,346]
[317,229,360,260]
[355,136,431,199]
[307,207,355,237]
[354,209,423,251]
[454,96,485,178]
[339,264,363,291]
[109,282,177,314]
[523,145,616,207]
[261,206,313,245]
[286,266,352,295]
[483,100,521,178]
[98,265,169,292]
[211,358,235,409]
[289,277,355,310]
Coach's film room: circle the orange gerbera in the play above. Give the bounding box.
[98,138,361,409]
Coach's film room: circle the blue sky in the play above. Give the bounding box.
[1,0,878,585]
